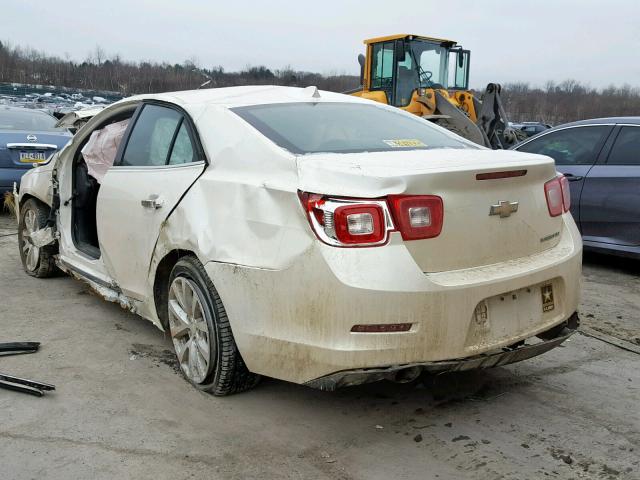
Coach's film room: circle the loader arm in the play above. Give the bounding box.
[419,90,489,147]
[474,83,524,149]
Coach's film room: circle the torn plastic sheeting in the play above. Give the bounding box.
[80,119,128,183]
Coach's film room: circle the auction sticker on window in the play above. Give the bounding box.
[383,139,427,148]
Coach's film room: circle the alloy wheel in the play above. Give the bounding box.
[168,276,213,383]
[21,208,40,272]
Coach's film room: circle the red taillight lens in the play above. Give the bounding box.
[387,195,444,240]
[302,193,326,225]
[544,175,570,217]
[333,204,385,244]
[544,177,564,217]
[298,192,391,247]
[298,191,444,247]
[559,175,571,212]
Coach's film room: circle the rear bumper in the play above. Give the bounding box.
[205,215,582,385]
[306,313,579,390]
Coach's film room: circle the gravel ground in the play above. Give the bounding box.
[580,253,640,346]
[0,210,638,480]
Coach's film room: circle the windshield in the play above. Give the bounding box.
[232,102,473,155]
[405,40,449,88]
[0,108,60,131]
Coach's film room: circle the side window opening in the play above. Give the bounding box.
[168,122,196,165]
[449,49,470,90]
[120,104,182,167]
[516,126,610,165]
[607,126,640,165]
[119,103,198,167]
[370,41,395,104]
[395,46,417,108]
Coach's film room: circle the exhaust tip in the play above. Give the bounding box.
[393,366,422,384]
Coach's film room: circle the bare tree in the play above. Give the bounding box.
[94,45,106,66]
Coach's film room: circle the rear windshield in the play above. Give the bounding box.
[0,109,60,131]
[231,102,473,154]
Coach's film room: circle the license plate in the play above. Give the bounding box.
[541,284,555,312]
[19,151,47,163]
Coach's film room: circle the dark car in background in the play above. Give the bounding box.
[512,117,640,258]
[514,121,552,138]
[0,106,71,199]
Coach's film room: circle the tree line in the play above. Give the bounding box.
[2,42,639,125]
[0,42,358,96]
[500,80,640,125]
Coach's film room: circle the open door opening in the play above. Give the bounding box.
[71,108,136,259]
[71,151,101,258]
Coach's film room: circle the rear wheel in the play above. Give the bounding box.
[167,256,259,395]
[18,198,57,278]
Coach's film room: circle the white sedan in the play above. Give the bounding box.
[15,86,582,395]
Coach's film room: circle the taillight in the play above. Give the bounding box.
[333,204,385,244]
[298,191,444,247]
[298,192,392,247]
[559,175,571,212]
[544,175,570,217]
[387,195,444,240]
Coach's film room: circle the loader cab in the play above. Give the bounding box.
[359,34,470,108]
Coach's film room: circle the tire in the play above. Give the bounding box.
[167,256,260,395]
[17,198,57,278]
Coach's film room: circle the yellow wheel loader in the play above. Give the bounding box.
[350,34,523,149]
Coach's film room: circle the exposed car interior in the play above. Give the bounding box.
[71,107,137,258]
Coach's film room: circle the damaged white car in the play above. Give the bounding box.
[15,86,581,395]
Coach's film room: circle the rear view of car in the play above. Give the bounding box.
[0,106,71,198]
[218,99,582,389]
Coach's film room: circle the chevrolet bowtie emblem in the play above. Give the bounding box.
[489,200,519,218]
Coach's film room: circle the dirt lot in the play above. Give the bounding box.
[0,210,638,480]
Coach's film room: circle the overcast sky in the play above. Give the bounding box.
[4,0,640,89]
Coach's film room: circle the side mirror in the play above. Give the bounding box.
[357,54,365,86]
[394,41,406,63]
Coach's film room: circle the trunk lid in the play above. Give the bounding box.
[0,130,70,169]
[297,148,563,272]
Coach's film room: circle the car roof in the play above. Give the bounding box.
[120,86,369,109]
[510,116,640,149]
[552,117,640,127]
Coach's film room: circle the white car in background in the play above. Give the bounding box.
[15,86,581,395]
